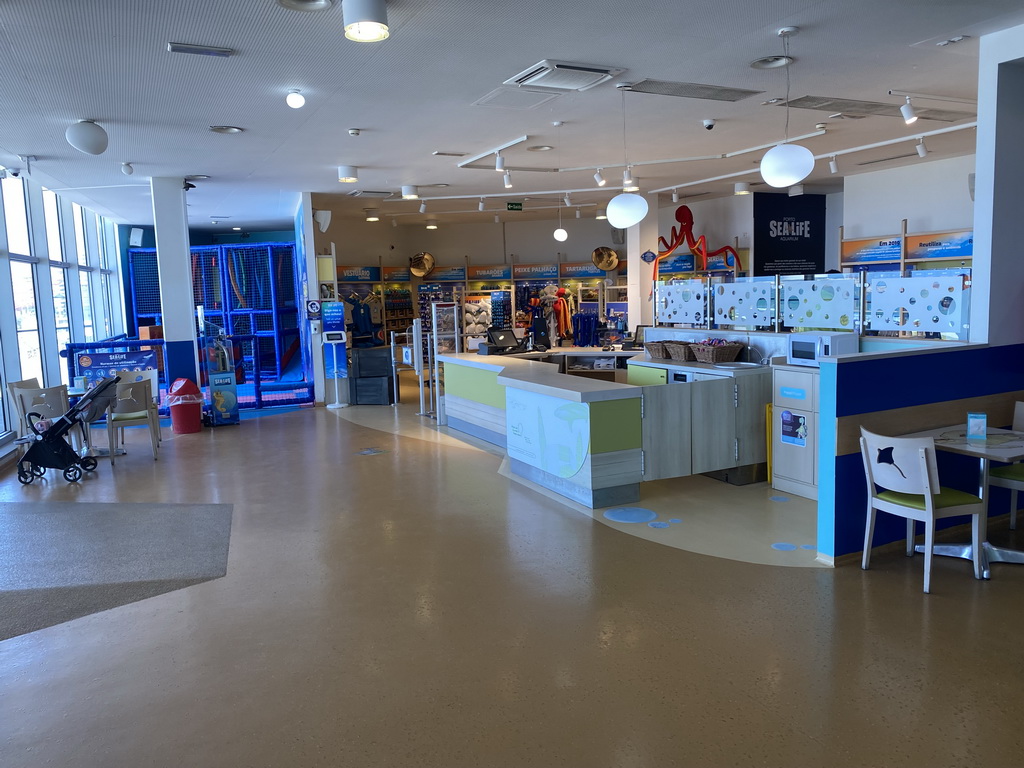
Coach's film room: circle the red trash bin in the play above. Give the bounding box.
[166,378,204,434]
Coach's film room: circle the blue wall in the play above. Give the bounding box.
[821,344,1024,558]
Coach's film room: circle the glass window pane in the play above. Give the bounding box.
[42,189,63,261]
[80,270,94,342]
[2,176,31,256]
[52,265,71,383]
[72,203,87,265]
[10,260,43,384]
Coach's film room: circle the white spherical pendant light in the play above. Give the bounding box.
[759,143,814,188]
[66,120,109,155]
[606,193,648,229]
[553,228,568,242]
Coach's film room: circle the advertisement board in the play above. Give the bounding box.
[512,263,559,280]
[467,265,512,281]
[905,230,973,260]
[335,265,381,282]
[76,351,156,388]
[753,192,826,275]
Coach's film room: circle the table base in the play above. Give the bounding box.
[915,541,1024,580]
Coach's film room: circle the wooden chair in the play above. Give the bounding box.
[987,401,1024,530]
[860,426,984,593]
[104,379,160,462]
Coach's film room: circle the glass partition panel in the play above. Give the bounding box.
[864,270,970,340]
[780,274,860,332]
[709,275,776,330]
[654,279,707,326]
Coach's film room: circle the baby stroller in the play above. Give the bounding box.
[16,376,120,484]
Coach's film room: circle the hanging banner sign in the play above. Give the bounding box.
[383,266,411,281]
[753,192,826,275]
[430,265,467,281]
[658,252,696,274]
[905,230,973,260]
[336,265,381,282]
[322,300,347,333]
[467,265,512,281]
[560,262,608,279]
[840,236,902,264]
[513,263,559,280]
[77,351,156,388]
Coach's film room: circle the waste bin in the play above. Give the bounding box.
[166,378,204,434]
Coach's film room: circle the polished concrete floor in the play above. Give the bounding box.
[2,407,1023,767]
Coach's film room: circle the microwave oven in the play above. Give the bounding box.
[786,332,858,367]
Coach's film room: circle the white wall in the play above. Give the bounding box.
[841,154,975,238]
[658,194,754,254]
[824,192,843,271]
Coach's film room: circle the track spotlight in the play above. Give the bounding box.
[916,138,928,157]
[734,182,751,195]
[576,208,581,219]
[286,89,305,108]
[392,217,398,228]
[494,214,500,224]
[622,167,636,190]
[401,185,418,199]
[788,184,804,196]
[478,198,485,211]
[829,156,838,174]
[418,201,427,213]
[900,97,917,125]
[343,0,390,42]
[593,169,606,186]
[671,189,679,203]
[563,193,571,207]
[495,153,505,172]
[503,171,512,189]
[338,165,358,182]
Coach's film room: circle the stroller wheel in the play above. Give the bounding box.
[17,466,35,484]
[31,465,46,477]
[80,457,98,472]
[63,465,83,483]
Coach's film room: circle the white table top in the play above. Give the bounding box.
[902,425,1024,463]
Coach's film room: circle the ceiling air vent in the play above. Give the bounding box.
[627,80,763,102]
[786,95,974,122]
[504,60,624,92]
[345,190,395,198]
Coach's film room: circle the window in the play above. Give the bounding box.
[72,202,87,265]
[80,270,94,342]
[42,189,63,261]
[52,266,71,384]
[10,260,43,384]
[2,177,30,256]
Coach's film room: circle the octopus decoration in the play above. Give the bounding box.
[653,205,743,290]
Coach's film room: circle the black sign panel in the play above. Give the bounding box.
[753,192,826,276]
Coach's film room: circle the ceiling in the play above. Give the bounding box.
[0,0,1020,233]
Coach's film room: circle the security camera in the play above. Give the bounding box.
[8,168,21,177]
[348,128,360,137]
[702,119,716,131]
[183,181,196,190]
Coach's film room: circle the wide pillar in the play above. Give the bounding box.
[150,177,199,384]
[626,194,660,328]
[974,22,1024,346]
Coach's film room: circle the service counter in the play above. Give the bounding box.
[438,350,772,509]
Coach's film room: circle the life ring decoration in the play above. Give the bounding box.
[652,205,742,292]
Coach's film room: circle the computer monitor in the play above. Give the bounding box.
[486,327,521,350]
[633,325,651,345]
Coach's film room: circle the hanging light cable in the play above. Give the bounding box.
[759,28,815,188]
[605,87,648,229]
[554,122,568,241]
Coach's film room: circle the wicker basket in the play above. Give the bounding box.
[643,341,668,359]
[663,341,696,361]
[690,342,744,364]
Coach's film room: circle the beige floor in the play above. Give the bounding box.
[2,406,1023,767]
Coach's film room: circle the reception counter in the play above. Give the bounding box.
[439,350,772,509]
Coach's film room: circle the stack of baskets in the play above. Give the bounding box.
[689,340,744,363]
[663,341,696,361]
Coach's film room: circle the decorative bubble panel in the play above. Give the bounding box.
[781,278,858,330]
[865,274,969,338]
[710,278,775,328]
[655,280,706,325]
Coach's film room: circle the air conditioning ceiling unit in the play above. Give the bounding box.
[504,60,624,92]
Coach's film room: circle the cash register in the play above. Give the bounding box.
[477,327,523,355]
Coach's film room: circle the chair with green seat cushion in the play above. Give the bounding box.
[105,379,160,462]
[987,401,1024,530]
[860,426,984,593]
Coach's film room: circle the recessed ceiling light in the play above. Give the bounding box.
[426,183,450,188]
[232,226,242,231]
[277,0,334,11]
[527,145,554,152]
[750,55,794,70]
[210,125,243,134]
[185,174,210,181]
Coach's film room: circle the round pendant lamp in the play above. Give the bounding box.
[760,143,815,188]
[606,193,648,229]
[66,120,108,155]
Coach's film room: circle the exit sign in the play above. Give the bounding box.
[506,202,523,211]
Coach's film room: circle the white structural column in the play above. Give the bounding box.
[150,176,199,383]
[974,22,1024,346]
[626,194,660,328]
